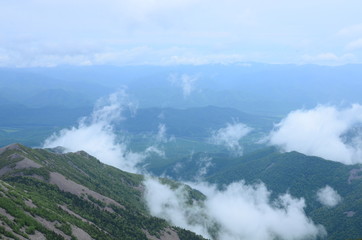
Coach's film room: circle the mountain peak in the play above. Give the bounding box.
[0,143,24,154]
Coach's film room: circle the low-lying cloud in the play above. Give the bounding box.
[316,185,342,207]
[43,91,145,173]
[43,91,328,239]
[210,122,252,156]
[156,123,174,143]
[144,123,175,159]
[268,104,362,164]
[145,178,326,240]
[195,156,213,179]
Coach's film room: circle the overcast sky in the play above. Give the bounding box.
[1,0,362,67]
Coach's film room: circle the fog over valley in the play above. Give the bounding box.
[1,1,362,239]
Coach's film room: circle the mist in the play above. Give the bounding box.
[43,91,145,173]
[43,92,328,239]
[316,185,342,207]
[145,178,326,240]
[210,122,252,156]
[169,73,199,97]
[268,104,362,164]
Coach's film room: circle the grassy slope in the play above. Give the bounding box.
[206,150,362,240]
[0,143,206,240]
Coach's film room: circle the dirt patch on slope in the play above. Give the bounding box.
[344,211,356,217]
[0,166,13,177]
[0,220,28,240]
[49,172,124,210]
[71,225,94,240]
[24,199,37,208]
[15,157,42,169]
[58,204,92,224]
[0,154,42,176]
[348,168,362,184]
[143,228,181,240]
[0,143,22,155]
[34,216,71,240]
[28,230,46,240]
[0,207,15,221]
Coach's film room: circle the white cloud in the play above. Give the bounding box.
[156,123,174,143]
[338,23,362,36]
[144,177,210,238]
[210,122,252,156]
[143,123,175,160]
[268,104,362,164]
[346,38,362,50]
[316,185,342,207]
[195,156,213,179]
[43,90,145,173]
[301,53,355,65]
[145,146,165,158]
[169,74,199,97]
[144,178,326,240]
[2,0,362,66]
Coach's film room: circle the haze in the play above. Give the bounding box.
[1,0,362,66]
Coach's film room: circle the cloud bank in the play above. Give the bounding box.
[2,1,362,66]
[316,185,342,207]
[210,122,252,156]
[268,104,362,164]
[145,178,326,240]
[43,91,145,173]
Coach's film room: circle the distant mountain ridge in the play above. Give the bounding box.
[0,105,275,149]
[2,64,362,114]
[120,105,276,137]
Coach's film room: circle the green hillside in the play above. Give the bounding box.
[156,148,362,239]
[0,143,206,240]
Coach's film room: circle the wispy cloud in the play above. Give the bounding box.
[195,156,213,179]
[346,38,362,50]
[144,123,175,159]
[268,104,362,164]
[316,185,342,207]
[156,123,174,143]
[169,73,199,97]
[338,23,362,36]
[43,90,145,173]
[145,178,326,240]
[210,122,252,156]
[301,53,355,65]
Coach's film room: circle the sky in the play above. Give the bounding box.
[1,0,362,67]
